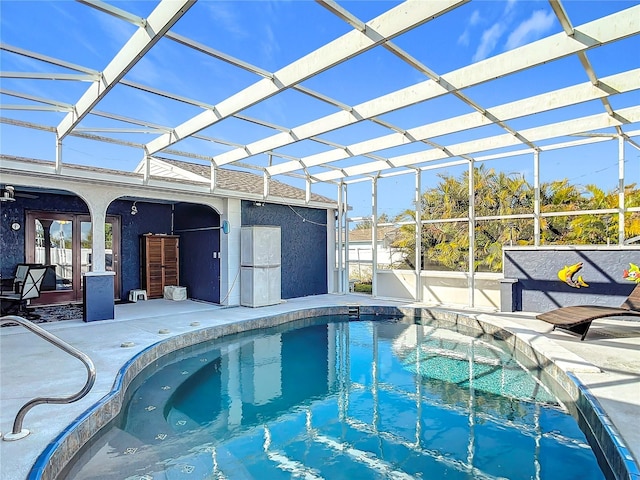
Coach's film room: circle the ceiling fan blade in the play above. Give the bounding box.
[15,192,38,199]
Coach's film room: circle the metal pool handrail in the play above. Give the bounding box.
[0,315,96,441]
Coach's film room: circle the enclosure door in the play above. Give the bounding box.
[25,211,121,304]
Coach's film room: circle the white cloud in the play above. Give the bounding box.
[205,2,248,39]
[503,0,518,16]
[127,56,163,86]
[261,24,279,66]
[458,30,470,47]
[469,9,482,26]
[505,10,555,50]
[94,12,136,50]
[457,9,481,47]
[472,22,506,62]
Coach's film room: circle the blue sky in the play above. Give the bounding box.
[0,0,638,218]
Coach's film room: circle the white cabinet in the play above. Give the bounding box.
[241,226,281,307]
[240,266,281,307]
[241,226,281,266]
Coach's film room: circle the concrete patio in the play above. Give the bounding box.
[1,294,639,480]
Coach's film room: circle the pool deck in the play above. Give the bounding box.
[1,294,639,480]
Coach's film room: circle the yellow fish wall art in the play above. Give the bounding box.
[623,263,640,283]
[557,262,589,288]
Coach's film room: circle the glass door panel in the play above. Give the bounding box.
[26,211,121,304]
[35,217,74,292]
[80,216,120,299]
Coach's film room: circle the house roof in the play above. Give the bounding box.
[1,154,335,206]
[349,226,399,243]
[148,157,334,204]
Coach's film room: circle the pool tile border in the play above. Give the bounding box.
[29,305,639,480]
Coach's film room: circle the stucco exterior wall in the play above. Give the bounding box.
[375,270,502,310]
[0,193,90,279]
[0,192,174,300]
[174,203,221,303]
[503,246,640,312]
[241,201,328,299]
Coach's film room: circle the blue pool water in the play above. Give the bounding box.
[65,316,605,479]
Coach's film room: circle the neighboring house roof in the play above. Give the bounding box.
[138,156,335,204]
[348,226,400,243]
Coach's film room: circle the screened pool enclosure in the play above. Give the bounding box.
[1,0,638,307]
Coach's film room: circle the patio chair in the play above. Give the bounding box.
[0,266,48,319]
[536,283,640,340]
[0,264,32,293]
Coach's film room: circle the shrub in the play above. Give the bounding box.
[354,282,372,294]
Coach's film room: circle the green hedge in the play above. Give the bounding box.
[354,283,372,294]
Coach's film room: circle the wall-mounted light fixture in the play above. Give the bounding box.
[131,201,138,215]
[253,201,264,207]
[1,186,16,202]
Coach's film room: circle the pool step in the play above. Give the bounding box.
[348,305,360,318]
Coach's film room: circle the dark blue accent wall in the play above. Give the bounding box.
[503,248,640,312]
[174,203,221,303]
[1,198,28,277]
[241,201,328,298]
[1,191,329,304]
[0,193,89,278]
[0,193,174,300]
[113,201,173,297]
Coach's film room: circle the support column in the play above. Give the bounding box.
[211,162,217,193]
[337,182,345,294]
[327,209,337,294]
[220,198,241,306]
[55,136,63,174]
[533,150,541,246]
[468,159,475,307]
[372,177,378,298]
[263,171,270,200]
[414,170,422,302]
[343,183,350,294]
[84,199,114,321]
[40,220,54,266]
[618,135,625,245]
[143,153,151,184]
[89,207,107,272]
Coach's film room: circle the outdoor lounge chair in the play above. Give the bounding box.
[0,264,32,293]
[536,283,640,340]
[0,266,48,320]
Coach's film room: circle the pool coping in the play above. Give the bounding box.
[28,305,640,480]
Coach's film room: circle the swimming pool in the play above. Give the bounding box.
[62,315,605,479]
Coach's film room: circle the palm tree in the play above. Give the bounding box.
[391,170,640,272]
[539,180,583,244]
[565,184,617,244]
[624,183,640,241]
